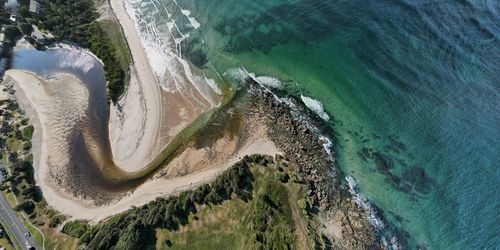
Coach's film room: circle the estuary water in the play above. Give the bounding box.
[127,0,499,248]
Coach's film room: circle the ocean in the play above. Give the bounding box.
[125,0,500,248]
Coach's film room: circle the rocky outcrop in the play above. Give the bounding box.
[243,79,380,249]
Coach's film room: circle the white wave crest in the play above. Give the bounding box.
[181,9,201,29]
[300,95,330,121]
[124,0,221,105]
[204,75,222,95]
[223,67,283,89]
[319,135,333,157]
[253,76,283,89]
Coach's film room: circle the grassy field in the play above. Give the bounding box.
[0,220,16,250]
[156,165,316,250]
[0,237,14,250]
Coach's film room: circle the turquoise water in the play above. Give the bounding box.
[129,0,499,248]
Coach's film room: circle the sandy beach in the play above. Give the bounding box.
[4,67,280,222]
[0,0,280,222]
[108,0,163,172]
[108,0,222,173]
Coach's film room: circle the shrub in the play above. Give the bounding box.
[274,172,289,183]
[22,125,34,140]
[251,182,296,248]
[62,220,89,238]
[49,214,66,228]
[15,200,35,214]
[19,23,33,35]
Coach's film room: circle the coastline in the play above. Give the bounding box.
[1,0,384,248]
[2,67,380,247]
[3,69,280,222]
[108,0,223,173]
[108,0,163,172]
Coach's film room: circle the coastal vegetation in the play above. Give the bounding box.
[12,0,131,103]
[0,94,78,249]
[0,221,15,250]
[69,155,324,249]
[1,90,325,249]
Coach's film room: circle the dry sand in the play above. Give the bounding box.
[6,68,280,222]
[108,0,221,173]
[108,0,163,172]
[0,0,279,222]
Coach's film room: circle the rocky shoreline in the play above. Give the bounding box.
[2,65,387,248]
[57,74,384,248]
[240,79,381,249]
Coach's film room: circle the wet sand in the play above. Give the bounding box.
[0,0,275,222]
[5,68,279,222]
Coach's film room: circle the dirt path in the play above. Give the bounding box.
[288,186,310,250]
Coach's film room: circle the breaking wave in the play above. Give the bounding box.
[124,0,220,105]
[300,95,330,121]
[224,67,283,89]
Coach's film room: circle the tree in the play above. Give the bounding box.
[19,23,33,35]
[4,26,21,41]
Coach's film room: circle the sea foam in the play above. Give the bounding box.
[300,95,330,121]
[124,0,221,106]
[224,67,283,89]
[346,176,400,250]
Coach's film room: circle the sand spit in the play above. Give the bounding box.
[5,68,279,222]
[108,0,222,173]
[107,0,163,172]
[0,0,248,221]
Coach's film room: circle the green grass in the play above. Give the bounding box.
[0,237,14,250]
[5,137,22,152]
[22,125,34,141]
[98,20,131,77]
[0,220,16,250]
[156,166,313,250]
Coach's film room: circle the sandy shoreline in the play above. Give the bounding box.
[0,0,276,222]
[108,0,163,172]
[108,0,221,173]
[4,68,280,222]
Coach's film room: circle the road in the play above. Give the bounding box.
[0,162,38,250]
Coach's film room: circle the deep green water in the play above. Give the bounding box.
[127,0,499,248]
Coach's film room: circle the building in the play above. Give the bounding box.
[4,0,18,14]
[29,0,40,14]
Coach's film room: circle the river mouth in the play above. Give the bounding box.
[3,41,282,220]
[11,45,128,187]
[7,40,233,197]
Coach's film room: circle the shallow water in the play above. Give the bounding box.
[129,0,499,248]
